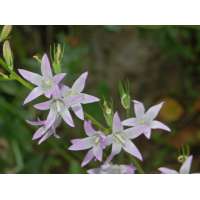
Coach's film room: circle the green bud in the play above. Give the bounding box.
[51,43,64,74]
[121,93,131,110]
[3,40,13,70]
[102,100,113,128]
[177,155,188,164]
[0,25,12,42]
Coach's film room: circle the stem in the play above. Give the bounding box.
[131,157,145,174]
[85,112,109,134]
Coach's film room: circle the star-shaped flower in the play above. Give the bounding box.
[33,87,82,134]
[106,112,143,162]
[122,100,171,139]
[87,163,135,174]
[61,72,100,120]
[27,117,61,144]
[68,120,106,167]
[158,155,193,174]
[18,54,66,104]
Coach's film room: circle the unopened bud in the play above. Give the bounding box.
[102,100,113,128]
[121,93,130,110]
[3,40,13,70]
[0,25,12,42]
[178,155,188,164]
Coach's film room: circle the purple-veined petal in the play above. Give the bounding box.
[26,119,45,126]
[158,167,178,174]
[112,112,123,132]
[38,131,53,145]
[81,149,94,167]
[179,155,193,174]
[146,102,164,120]
[24,87,43,104]
[69,137,93,151]
[133,100,145,118]
[93,145,103,161]
[123,140,143,161]
[82,94,100,104]
[32,127,46,140]
[151,120,171,132]
[72,72,88,93]
[122,118,137,127]
[18,69,42,86]
[123,126,144,139]
[143,127,152,139]
[41,54,53,78]
[72,104,84,120]
[84,120,95,136]
[45,108,57,130]
[64,95,83,107]
[60,108,74,127]
[53,73,66,84]
[34,100,51,110]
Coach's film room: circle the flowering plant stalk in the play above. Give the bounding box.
[0,25,194,174]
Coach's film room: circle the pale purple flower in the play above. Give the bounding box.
[158,155,193,174]
[106,112,143,162]
[27,117,61,144]
[33,87,83,134]
[68,120,106,167]
[61,72,100,120]
[18,54,66,104]
[122,100,171,139]
[87,163,135,174]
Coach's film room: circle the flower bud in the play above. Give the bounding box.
[102,100,113,128]
[3,40,13,70]
[121,93,131,110]
[178,155,188,164]
[0,25,12,42]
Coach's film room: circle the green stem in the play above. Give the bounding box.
[131,156,145,174]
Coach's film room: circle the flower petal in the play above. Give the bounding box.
[81,149,94,167]
[26,119,45,126]
[123,127,144,139]
[146,102,164,120]
[121,165,136,174]
[151,120,171,132]
[71,104,84,120]
[53,73,66,84]
[179,155,193,174]
[45,108,57,130]
[38,131,53,145]
[18,69,42,85]
[32,127,46,140]
[34,100,51,110]
[64,95,83,107]
[158,167,178,174]
[60,108,74,127]
[93,145,103,161]
[109,143,122,160]
[133,100,145,118]
[82,94,100,104]
[72,72,88,93]
[123,140,143,161]
[69,138,93,151]
[41,54,52,78]
[122,118,137,127]
[24,87,43,104]
[143,128,152,139]
[112,112,123,133]
[84,120,95,136]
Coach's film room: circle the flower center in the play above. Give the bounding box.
[52,99,65,113]
[114,133,125,145]
[138,119,145,125]
[41,78,53,91]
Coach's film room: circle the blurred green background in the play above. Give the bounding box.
[1,25,200,173]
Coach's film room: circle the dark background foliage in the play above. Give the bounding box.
[0,25,200,173]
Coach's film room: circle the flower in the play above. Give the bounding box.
[34,87,83,132]
[122,100,171,139]
[87,163,135,174]
[18,54,66,104]
[68,120,106,167]
[27,117,61,144]
[106,112,143,162]
[158,155,193,174]
[61,72,99,120]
